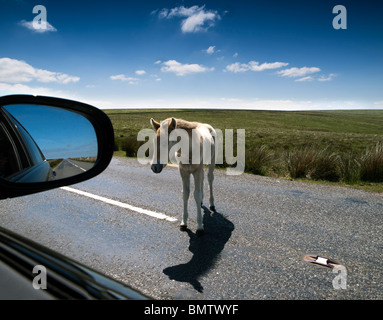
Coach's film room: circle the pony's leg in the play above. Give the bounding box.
[201,167,204,207]
[208,162,215,212]
[180,169,190,231]
[193,166,204,234]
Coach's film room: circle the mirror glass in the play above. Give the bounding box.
[0,104,98,183]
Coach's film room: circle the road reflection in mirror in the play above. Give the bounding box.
[0,104,98,183]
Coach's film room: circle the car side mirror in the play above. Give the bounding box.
[0,95,114,199]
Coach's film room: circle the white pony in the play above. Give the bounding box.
[150,117,216,235]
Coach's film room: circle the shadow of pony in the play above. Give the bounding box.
[163,206,234,292]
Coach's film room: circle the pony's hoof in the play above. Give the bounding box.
[180,225,187,231]
[209,206,216,212]
[196,229,204,236]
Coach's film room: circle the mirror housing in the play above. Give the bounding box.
[0,95,114,199]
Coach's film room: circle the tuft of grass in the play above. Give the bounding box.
[285,147,317,179]
[245,145,274,176]
[339,153,361,184]
[309,150,341,182]
[360,142,383,182]
[286,148,341,182]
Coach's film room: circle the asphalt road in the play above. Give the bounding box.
[0,157,382,299]
[53,159,94,180]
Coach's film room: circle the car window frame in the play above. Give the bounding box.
[4,109,46,166]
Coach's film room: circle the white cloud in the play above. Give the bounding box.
[19,20,57,33]
[182,10,217,33]
[110,74,139,84]
[233,52,238,58]
[206,46,215,54]
[318,73,336,81]
[225,62,249,73]
[160,60,214,76]
[156,5,220,33]
[135,70,146,75]
[225,61,288,73]
[157,8,169,19]
[150,74,161,82]
[167,6,200,18]
[0,82,64,96]
[277,66,321,78]
[0,57,79,84]
[295,76,314,82]
[249,61,289,71]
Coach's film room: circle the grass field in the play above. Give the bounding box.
[104,109,383,193]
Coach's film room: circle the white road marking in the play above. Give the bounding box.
[60,186,178,222]
[66,159,87,172]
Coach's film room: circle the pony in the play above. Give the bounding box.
[150,117,216,235]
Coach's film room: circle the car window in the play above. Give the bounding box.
[11,117,45,166]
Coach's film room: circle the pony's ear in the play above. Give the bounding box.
[150,118,160,131]
[168,117,176,132]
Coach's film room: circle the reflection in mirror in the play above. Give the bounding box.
[0,104,98,183]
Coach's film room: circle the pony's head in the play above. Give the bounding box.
[150,117,176,173]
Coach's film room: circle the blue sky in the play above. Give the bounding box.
[1,0,382,110]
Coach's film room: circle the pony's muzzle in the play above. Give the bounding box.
[151,163,164,174]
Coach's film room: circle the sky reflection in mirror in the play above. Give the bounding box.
[4,104,98,160]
